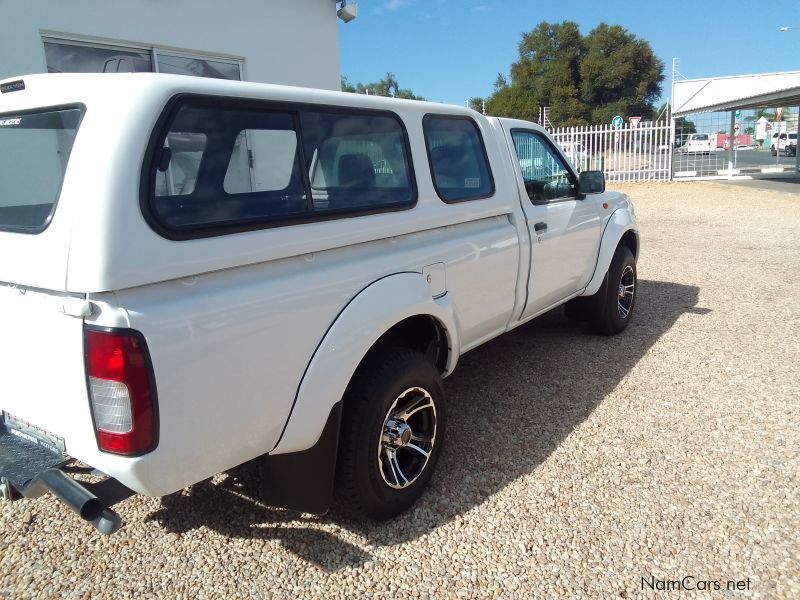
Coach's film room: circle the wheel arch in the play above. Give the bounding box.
[582,208,639,297]
[271,272,459,456]
[619,228,639,261]
[365,314,451,375]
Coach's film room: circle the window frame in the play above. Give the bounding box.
[509,128,580,206]
[422,113,496,204]
[140,94,418,240]
[0,102,86,235]
[42,35,244,79]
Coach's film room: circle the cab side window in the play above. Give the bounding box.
[511,131,576,203]
[423,115,494,203]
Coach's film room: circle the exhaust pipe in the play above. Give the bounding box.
[38,469,103,520]
[33,469,122,534]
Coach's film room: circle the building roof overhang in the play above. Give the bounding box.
[672,71,800,116]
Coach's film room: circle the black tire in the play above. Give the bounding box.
[590,245,637,335]
[784,147,794,157]
[335,348,446,520]
[771,147,777,156]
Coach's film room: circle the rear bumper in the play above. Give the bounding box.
[0,420,133,534]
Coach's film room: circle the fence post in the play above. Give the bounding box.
[727,111,736,179]
[796,105,800,177]
[668,107,676,181]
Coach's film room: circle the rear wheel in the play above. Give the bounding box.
[335,348,445,520]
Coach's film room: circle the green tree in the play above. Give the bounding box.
[674,117,695,133]
[340,75,356,93]
[674,116,696,138]
[486,21,664,126]
[468,97,485,113]
[488,21,584,122]
[340,73,425,100]
[580,24,663,123]
[757,108,776,120]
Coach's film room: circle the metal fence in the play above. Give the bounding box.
[671,108,798,180]
[549,122,673,182]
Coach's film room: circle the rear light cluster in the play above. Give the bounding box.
[85,328,157,456]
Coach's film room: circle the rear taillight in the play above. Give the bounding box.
[85,328,157,456]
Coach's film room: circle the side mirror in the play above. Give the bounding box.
[578,170,605,195]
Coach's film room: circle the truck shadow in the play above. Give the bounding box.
[147,279,707,571]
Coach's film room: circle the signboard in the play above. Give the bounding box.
[734,110,741,120]
[611,115,624,129]
[629,116,642,128]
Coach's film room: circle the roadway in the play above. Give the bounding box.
[674,149,797,176]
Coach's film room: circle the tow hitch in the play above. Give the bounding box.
[0,476,14,500]
[0,421,134,535]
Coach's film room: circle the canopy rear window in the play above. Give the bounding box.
[0,106,83,233]
[143,97,416,239]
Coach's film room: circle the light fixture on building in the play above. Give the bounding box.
[337,0,358,23]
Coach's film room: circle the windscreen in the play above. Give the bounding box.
[0,107,83,233]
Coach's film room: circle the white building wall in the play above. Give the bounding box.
[0,0,340,90]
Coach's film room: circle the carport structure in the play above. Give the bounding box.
[672,70,800,179]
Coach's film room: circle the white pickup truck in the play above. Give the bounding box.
[770,132,797,157]
[0,74,638,534]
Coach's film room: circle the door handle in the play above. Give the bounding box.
[534,222,547,233]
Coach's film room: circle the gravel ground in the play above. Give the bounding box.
[2,182,798,599]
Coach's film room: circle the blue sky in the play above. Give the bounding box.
[337,0,800,106]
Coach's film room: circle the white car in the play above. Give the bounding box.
[679,133,712,154]
[770,132,797,157]
[0,73,639,533]
[557,141,590,170]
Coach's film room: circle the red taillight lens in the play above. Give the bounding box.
[85,328,157,455]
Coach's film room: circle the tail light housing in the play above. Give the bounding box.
[85,327,158,456]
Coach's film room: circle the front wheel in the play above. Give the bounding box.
[592,245,637,335]
[335,348,446,520]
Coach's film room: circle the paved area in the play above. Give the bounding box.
[673,149,798,178]
[1,182,798,598]
[710,177,800,195]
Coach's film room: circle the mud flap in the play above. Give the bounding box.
[258,401,342,515]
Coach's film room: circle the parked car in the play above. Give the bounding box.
[0,73,639,534]
[557,141,590,170]
[679,133,712,154]
[770,132,797,157]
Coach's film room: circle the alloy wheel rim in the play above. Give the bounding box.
[617,265,635,319]
[378,387,437,489]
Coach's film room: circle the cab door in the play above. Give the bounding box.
[506,128,603,318]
